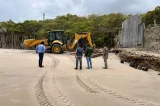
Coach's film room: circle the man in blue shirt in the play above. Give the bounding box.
[36,41,46,67]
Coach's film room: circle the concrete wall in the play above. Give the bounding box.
[119,15,144,48]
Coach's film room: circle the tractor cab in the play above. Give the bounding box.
[47,30,66,46]
[46,30,67,54]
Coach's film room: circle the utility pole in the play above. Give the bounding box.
[43,13,45,21]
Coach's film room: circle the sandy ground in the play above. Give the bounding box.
[53,53,160,106]
[79,53,160,105]
[0,49,52,106]
[0,49,160,106]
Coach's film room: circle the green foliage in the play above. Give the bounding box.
[142,6,160,26]
[0,6,159,47]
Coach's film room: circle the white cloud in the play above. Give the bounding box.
[0,0,160,22]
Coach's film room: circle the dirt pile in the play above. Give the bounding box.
[116,49,160,72]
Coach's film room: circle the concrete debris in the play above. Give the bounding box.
[144,26,160,51]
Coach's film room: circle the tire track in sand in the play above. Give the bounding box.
[35,54,76,106]
[67,54,160,106]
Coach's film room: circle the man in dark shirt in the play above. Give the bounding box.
[85,44,93,69]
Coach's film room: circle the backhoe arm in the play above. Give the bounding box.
[71,33,81,49]
[70,32,94,49]
[86,32,93,47]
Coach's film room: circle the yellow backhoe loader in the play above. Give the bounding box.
[21,30,95,54]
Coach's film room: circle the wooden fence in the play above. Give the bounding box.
[0,33,32,49]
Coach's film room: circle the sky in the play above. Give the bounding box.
[0,0,160,22]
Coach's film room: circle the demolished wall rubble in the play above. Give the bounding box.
[144,26,160,51]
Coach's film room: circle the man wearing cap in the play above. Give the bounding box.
[75,44,83,70]
[102,43,109,69]
[36,41,46,68]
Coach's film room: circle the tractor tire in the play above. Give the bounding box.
[51,44,62,54]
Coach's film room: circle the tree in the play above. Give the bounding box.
[2,6,160,48]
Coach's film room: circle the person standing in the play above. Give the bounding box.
[36,41,46,68]
[85,43,93,69]
[75,44,83,70]
[102,43,109,69]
